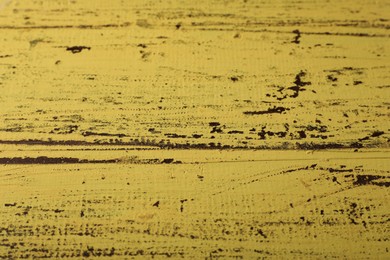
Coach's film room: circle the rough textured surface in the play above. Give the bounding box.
[0,148,389,258]
[0,0,389,149]
[0,0,389,258]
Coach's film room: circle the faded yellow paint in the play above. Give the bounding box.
[0,0,389,258]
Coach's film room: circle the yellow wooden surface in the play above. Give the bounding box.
[0,0,389,258]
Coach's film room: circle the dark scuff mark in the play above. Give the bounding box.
[165,133,187,138]
[271,71,311,101]
[297,130,307,139]
[227,130,244,134]
[332,176,341,185]
[210,124,224,134]
[148,128,161,134]
[257,126,288,139]
[161,158,174,164]
[137,43,147,48]
[209,122,220,127]
[371,130,384,137]
[82,131,127,138]
[230,76,239,82]
[295,142,345,150]
[292,29,301,44]
[50,125,78,134]
[180,199,188,213]
[359,136,370,141]
[66,46,91,54]
[306,124,328,133]
[354,175,388,187]
[0,23,131,30]
[358,130,384,142]
[140,50,151,60]
[257,229,267,239]
[0,139,369,150]
[244,106,289,115]
[328,168,353,173]
[327,74,338,82]
[0,157,119,164]
[294,71,311,88]
[372,182,390,187]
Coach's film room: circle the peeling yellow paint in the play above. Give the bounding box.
[0,0,389,258]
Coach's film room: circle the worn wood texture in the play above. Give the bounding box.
[0,0,389,259]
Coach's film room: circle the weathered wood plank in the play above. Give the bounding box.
[0,0,389,258]
[0,0,388,149]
